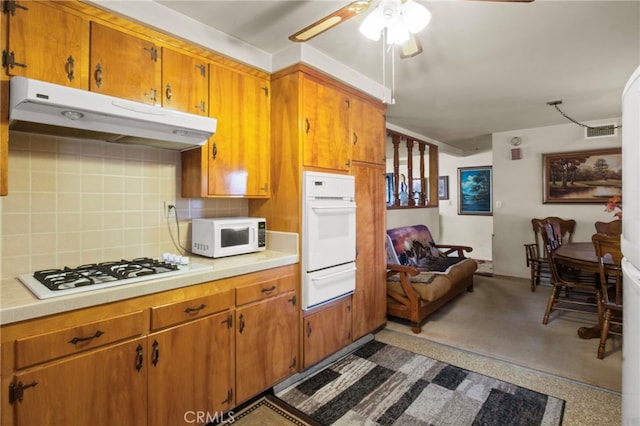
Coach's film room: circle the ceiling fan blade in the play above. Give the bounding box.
[289,0,371,42]
[399,35,423,59]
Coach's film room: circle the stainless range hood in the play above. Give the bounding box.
[9,77,217,151]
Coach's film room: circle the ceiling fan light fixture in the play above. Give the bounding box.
[358,0,430,45]
[401,0,431,34]
[387,20,410,45]
[359,7,385,41]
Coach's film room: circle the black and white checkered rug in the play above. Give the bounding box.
[276,340,565,425]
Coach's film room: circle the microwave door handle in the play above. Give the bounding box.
[310,266,357,282]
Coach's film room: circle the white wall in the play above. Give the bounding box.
[492,119,621,278]
[439,151,494,261]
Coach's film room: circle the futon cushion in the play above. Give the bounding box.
[387,272,452,302]
[386,225,468,273]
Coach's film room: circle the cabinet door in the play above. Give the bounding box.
[161,47,208,116]
[235,291,298,403]
[303,297,352,369]
[207,64,270,196]
[9,338,147,426]
[148,311,234,426]
[90,22,160,104]
[6,1,86,87]
[351,97,386,164]
[302,77,351,171]
[351,162,387,339]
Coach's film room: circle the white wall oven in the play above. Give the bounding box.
[302,171,357,310]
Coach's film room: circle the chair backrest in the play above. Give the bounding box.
[594,220,622,236]
[592,233,623,306]
[537,222,565,282]
[531,217,576,258]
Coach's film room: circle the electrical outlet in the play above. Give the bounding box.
[164,201,176,218]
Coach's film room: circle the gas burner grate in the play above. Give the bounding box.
[33,258,180,291]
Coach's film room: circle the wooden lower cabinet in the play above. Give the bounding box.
[8,338,147,426]
[148,311,234,426]
[1,266,302,426]
[302,296,352,369]
[235,290,298,404]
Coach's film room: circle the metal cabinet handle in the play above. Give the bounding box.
[152,340,160,366]
[165,83,172,102]
[239,313,245,334]
[305,118,311,134]
[94,63,103,88]
[261,285,276,294]
[184,303,206,314]
[306,321,312,338]
[68,330,104,345]
[212,142,218,160]
[135,344,143,371]
[65,56,75,81]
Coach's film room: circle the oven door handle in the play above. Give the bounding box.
[309,266,357,282]
[310,205,356,213]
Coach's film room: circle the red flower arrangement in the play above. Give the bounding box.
[605,195,622,219]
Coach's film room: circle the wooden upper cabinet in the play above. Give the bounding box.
[89,22,160,105]
[5,1,86,87]
[182,63,270,197]
[302,77,351,171]
[351,97,386,165]
[161,47,208,116]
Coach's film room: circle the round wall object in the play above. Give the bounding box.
[510,137,522,146]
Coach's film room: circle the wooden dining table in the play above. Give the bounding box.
[553,242,610,339]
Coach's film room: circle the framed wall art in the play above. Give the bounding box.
[542,148,622,204]
[458,166,492,215]
[438,176,449,200]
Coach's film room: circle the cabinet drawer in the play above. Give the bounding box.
[15,310,144,369]
[151,289,233,330]
[236,274,296,306]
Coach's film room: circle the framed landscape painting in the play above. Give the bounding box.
[438,176,449,200]
[458,166,492,215]
[542,148,622,203]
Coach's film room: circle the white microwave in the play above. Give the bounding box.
[191,217,266,258]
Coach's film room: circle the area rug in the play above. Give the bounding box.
[225,394,319,426]
[276,340,565,426]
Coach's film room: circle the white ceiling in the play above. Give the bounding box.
[149,0,640,153]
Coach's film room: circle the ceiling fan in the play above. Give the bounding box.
[289,0,534,58]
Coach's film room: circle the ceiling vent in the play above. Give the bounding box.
[585,124,617,139]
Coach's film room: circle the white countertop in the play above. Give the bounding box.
[1,231,298,325]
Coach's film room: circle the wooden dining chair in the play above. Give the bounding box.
[525,217,576,292]
[594,220,622,236]
[591,233,623,359]
[539,222,600,325]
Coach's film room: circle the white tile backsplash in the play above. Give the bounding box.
[1,132,247,279]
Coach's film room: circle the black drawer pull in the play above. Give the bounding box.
[68,330,104,345]
[184,304,206,314]
[261,286,276,294]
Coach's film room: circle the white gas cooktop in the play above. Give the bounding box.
[18,257,213,300]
